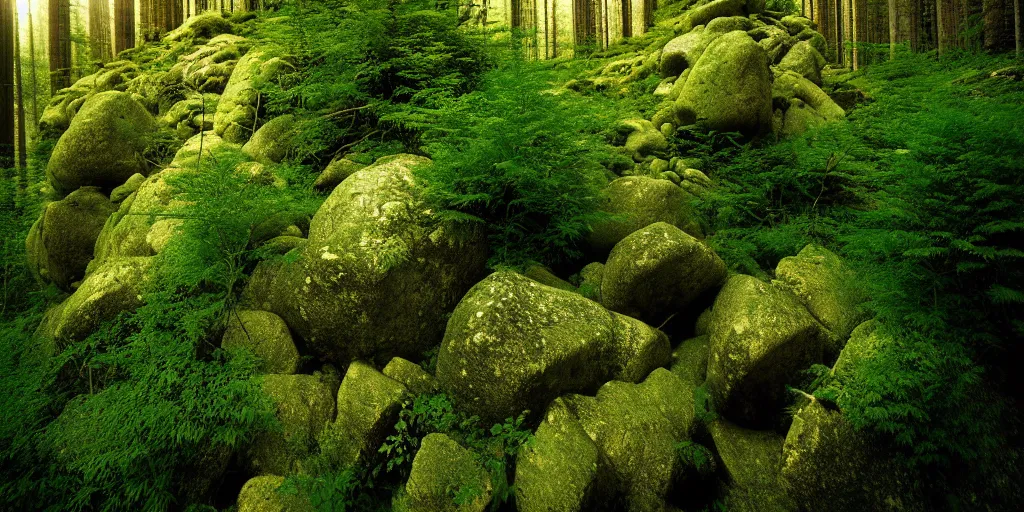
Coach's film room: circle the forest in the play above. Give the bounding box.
[0,0,1022,511]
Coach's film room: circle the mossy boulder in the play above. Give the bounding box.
[577,262,605,302]
[781,401,921,511]
[514,398,601,512]
[670,335,711,387]
[215,48,295,143]
[243,155,488,364]
[249,374,336,475]
[522,263,575,291]
[313,157,366,192]
[221,310,300,374]
[678,0,745,33]
[602,222,726,326]
[780,15,814,36]
[168,34,247,94]
[587,176,703,256]
[404,433,492,512]
[778,40,826,85]
[780,98,826,137]
[773,70,845,121]
[243,114,298,164]
[38,61,140,138]
[436,271,671,423]
[706,275,826,426]
[619,119,669,160]
[709,420,796,511]
[110,173,146,204]
[36,257,153,346]
[319,361,407,469]
[165,12,233,42]
[831,320,885,382]
[773,244,868,358]
[676,31,773,135]
[383,357,436,395]
[565,369,695,511]
[660,28,707,78]
[46,91,157,196]
[26,187,116,291]
[237,475,314,512]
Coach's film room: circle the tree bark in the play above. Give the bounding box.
[1,0,14,170]
[28,0,38,129]
[936,0,958,55]
[15,2,26,171]
[90,0,113,61]
[114,0,135,53]
[49,0,73,93]
[1016,0,1021,55]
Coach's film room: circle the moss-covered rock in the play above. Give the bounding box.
[778,40,826,85]
[110,173,146,204]
[215,48,294,143]
[671,335,710,387]
[38,61,140,138]
[709,420,796,511]
[660,27,707,78]
[773,70,845,121]
[436,272,670,423]
[237,475,314,512]
[243,155,488,364]
[773,244,868,358]
[706,275,826,426]
[566,369,695,511]
[676,31,773,135]
[587,176,703,256]
[249,374,335,475]
[319,361,407,469]
[313,157,365,192]
[26,187,116,291]
[522,263,575,291]
[602,222,726,326]
[620,119,669,160]
[383,357,436,395]
[752,24,796,65]
[779,98,826,137]
[514,398,601,512]
[781,401,921,511]
[577,262,605,302]
[221,310,300,374]
[404,433,492,512]
[831,320,884,382]
[243,114,298,164]
[168,34,247,95]
[165,12,234,42]
[677,0,745,33]
[46,91,157,196]
[36,257,153,346]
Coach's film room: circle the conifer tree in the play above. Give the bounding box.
[49,0,72,92]
[1,0,13,169]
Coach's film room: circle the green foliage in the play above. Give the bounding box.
[675,441,716,477]
[416,56,621,267]
[378,393,533,509]
[279,468,387,512]
[692,383,719,425]
[700,51,1024,502]
[765,0,800,15]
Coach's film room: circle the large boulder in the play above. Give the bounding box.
[773,70,845,121]
[237,475,314,512]
[36,257,153,346]
[46,91,157,196]
[660,28,707,78]
[564,369,696,511]
[221,310,300,374]
[248,374,336,475]
[165,12,234,42]
[778,40,826,85]
[313,157,365,192]
[514,398,601,512]
[706,275,826,426]
[780,98,827,138]
[619,119,668,160]
[243,155,488,364]
[587,176,702,256]
[678,0,745,33]
[167,34,248,95]
[670,335,710,387]
[602,222,726,326]
[676,31,773,135]
[781,401,920,511]
[318,361,407,469]
[243,114,298,164]
[215,48,295,143]
[26,187,116,291]
[436,272,671,423]
[383,357,436,395]
[38,61,140,138]
[709,421,795,511]
[773,244,868,358]
[403,433,492,512]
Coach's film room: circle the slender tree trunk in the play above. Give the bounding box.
[15,3,26,172]
[90,0,113,61]
[1,0,14,169]
[49,0,73,93]
[937,0,957,55]
[853,0,861,68]
[114,0,135,53]
[28,0,38,130]
[889,0,897,58]
[1016,0,1021,55]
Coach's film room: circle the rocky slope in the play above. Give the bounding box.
[28,5,913,512]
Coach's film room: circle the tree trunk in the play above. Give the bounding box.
[90,0,113,61]
[114,0,136,53]
[983,0,1011,50]
[1016,0,1021,55]
[28,0,38,130]
[936,0,958,55]
[49,0,73,93]
[15,3,26,171]
[1,0,14,170]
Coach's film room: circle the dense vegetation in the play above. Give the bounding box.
[1,1,1023,511]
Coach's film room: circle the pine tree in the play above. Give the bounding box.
[15,1,26,172]
[49,0,72,93]
[1,0,13,170]
[114,0,135,53]
[89,0,113,61]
